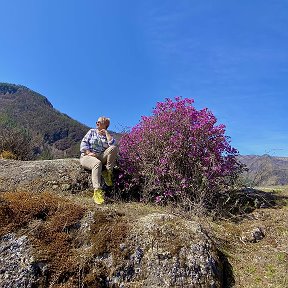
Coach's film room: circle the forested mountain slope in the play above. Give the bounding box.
[0,83,120,159]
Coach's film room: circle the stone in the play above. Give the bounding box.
[0,233,38,288]
[0,158,92,194]
[241,227,265,243]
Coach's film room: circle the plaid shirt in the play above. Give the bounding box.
[80,129,116,155]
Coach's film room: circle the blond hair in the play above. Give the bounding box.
[97,116,110,129]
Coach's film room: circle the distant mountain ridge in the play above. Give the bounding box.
[238,154,288,186]
[0,83,120,159]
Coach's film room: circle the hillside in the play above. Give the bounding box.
[0,83,120,159]
[238,155,288,186]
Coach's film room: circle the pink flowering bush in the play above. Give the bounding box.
[117,97,244,209]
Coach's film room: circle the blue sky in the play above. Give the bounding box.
[0,0,287,156]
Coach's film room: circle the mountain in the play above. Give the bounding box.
[238,154,288,186]
[0,83,120,159]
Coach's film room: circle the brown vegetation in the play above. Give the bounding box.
[0,191,86,286]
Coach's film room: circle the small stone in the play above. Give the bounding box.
[61,183,71,190]
[251,227,265,242]
[241,227,265,243]
[119,243,126,251]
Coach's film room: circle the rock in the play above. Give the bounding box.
[251,227,265,242]
[0,211,224,287]
[0,233,38,288]
[0,158,92,194]
[71,212,223,287]
[118,213,223,287]
[241,227,265,243]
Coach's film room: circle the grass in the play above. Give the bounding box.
[203,185,288,288]
[255,185,288,193]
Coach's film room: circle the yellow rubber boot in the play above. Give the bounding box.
[102,170,113,187]
[93,189,105,205]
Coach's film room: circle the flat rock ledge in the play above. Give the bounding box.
[0,158,92,194]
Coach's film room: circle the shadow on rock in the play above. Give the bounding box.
[219,251,235,288]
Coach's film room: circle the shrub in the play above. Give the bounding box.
[117,97,244,210]
[0,124,36,160]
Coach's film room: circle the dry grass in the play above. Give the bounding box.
[0,191,87,287]
[203,186,288,288]
[0,150,17,159]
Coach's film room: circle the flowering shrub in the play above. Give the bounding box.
[117,97,244,208]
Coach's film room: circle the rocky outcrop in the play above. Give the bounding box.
[0,158,92,194]
[0,159,227,287]
[124,213,222,287]
[0,212,223,288]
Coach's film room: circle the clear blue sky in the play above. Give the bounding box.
[1,0,287,156]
